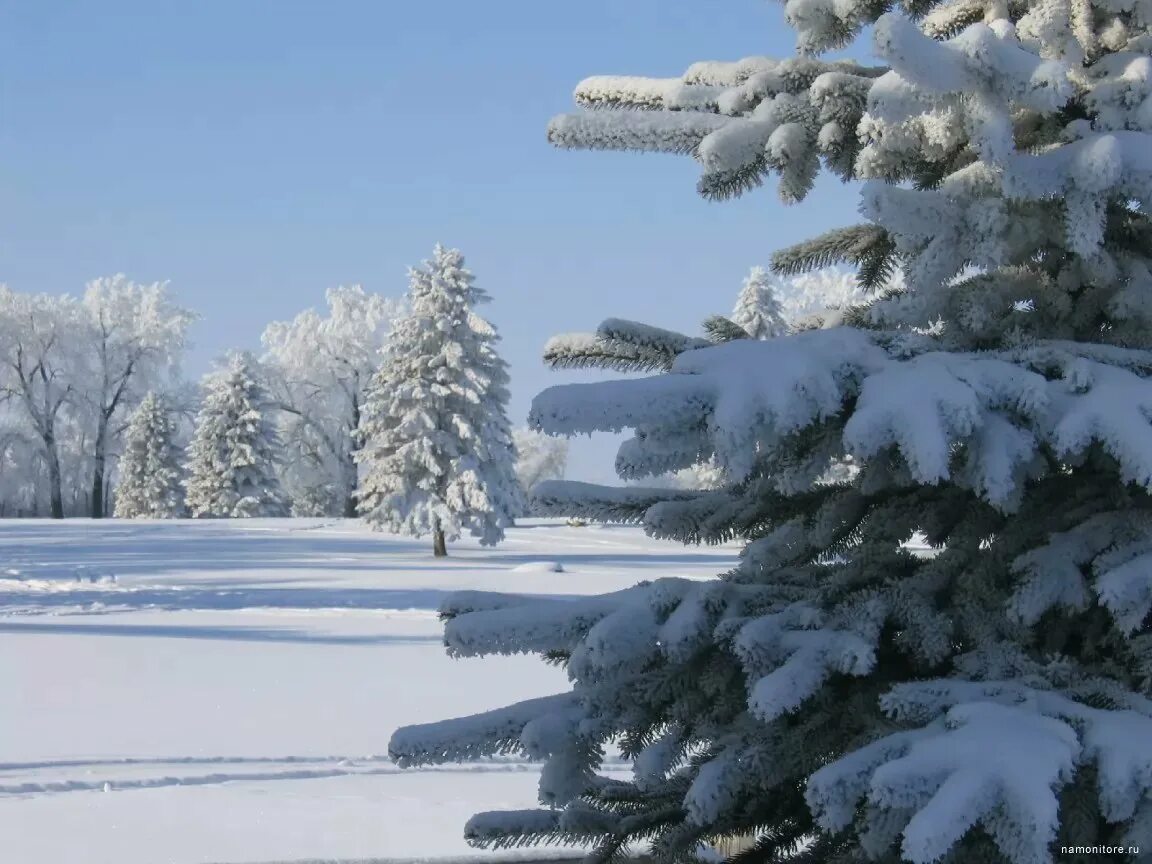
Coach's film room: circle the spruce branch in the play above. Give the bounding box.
[703,315,753,343]
[771,225,893,280]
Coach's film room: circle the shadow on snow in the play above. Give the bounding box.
[0,620,445,645]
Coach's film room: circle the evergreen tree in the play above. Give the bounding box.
[355,245,523,556]
[392,5,1152,864]
[731,266,788,340]
[184,353,286,518]
[113,392,184,519]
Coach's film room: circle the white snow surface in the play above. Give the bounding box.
[0,517,739,864]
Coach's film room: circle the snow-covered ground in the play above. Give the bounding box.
[0,518,739,864]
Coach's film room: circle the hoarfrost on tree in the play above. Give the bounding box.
[184,352,287,519]
[262,285,404,517]
[0,279,193,518]
[392,1,1152,862]
[730,266,788,339]
[113,392,184,518]
[78,276,194,519]
[0,288,84,519]
[355,245,524,555]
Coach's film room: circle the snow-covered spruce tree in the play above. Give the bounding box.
[184,353,287,518]
[391,6,1152,864]
[355,245,523,556]
[731,266,789,339]
[113,392,184,518]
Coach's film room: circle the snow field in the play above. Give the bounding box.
[0,518,738,864]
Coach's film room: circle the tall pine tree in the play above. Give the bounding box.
[184,353,287,519]
[113,392,184,519]
[392,3,1152,863]
[355,245,522,556]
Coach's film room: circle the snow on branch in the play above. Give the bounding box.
[844,352,1049,503]
[732,603,883,722]
[873,15,1071,111]
[464,810,566,850]
[538,328,1152,518]
[389,693,579,767]
[598,319,709,364]
[1045,362,1152,488]
[547,111,729,157]
[1006,133,1152,253]
[807,702,1078,863]
[543,322,704,374]
[574,76,725,112]
[812,680,1152,861]
[443,585,652,659]
[1097,546,1152,636]
[683,57,779,87]
[535,328,880,456]
[550,55,885,204]
[530,479,704,525]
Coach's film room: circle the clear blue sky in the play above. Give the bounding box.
[0,1,859,483]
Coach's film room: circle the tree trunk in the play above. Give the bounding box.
[45,439,64,519]
[433,523,447,558]
[90,417,109,519]
[341,450,359,519]
[344,398,361,519]
[90,455,106,519]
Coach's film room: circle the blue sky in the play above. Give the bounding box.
[0,1,859,483]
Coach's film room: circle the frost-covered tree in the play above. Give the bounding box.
[514,427,570,508]
[780,267,874,329]
[0,289,84,519]
[0,425,43,517]
[731,266,789,339]
[393,5,1152,864]
[355,245,523,556]
[0,279,192,518]
[79,276,194,519]
[262,285,403,517]
[113,392,184,519]
[184,353,286,518]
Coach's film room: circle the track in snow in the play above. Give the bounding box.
[0,753,631,798]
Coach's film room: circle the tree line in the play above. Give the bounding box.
[0,246,569,541]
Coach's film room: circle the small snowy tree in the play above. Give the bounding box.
[184,353,286,518]
[355,245,524,556]
[392,5,1152,864]
[731,266,788,339]
[113,392,184,518]
[513,427,569,509]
